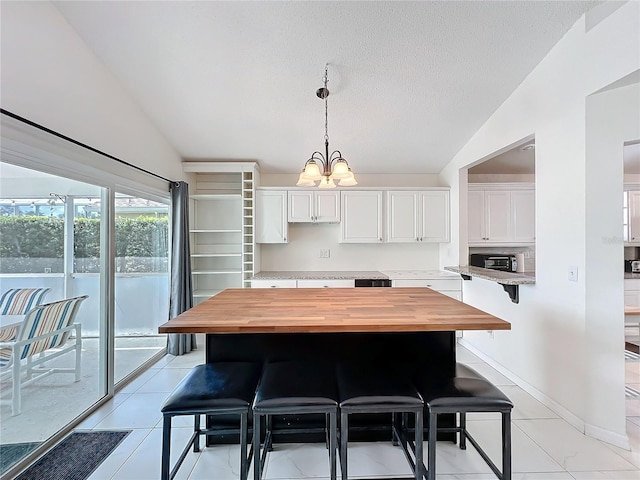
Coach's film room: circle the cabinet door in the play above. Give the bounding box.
[420,191,450,242]
[297,279,353,288]
[485,190,511,243]
[340,191,383,243]
[256,190,288,243]
[467,190,486,243]
[314,191,340,223]
[251,279,297,288]
[512,189,535,243]
[288,191,313,222]
[630,191,640,243]
[387,191,419,242]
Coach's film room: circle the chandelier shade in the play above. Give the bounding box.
[296,63,357,188]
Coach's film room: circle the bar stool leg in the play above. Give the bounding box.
[193,414,201,452]
[502,411,512,480]
[427,411,437,480]
[240,411,248,480]
[459,411,467,450]
[161,415,172,480]
[253,413,262,480]
[414,410,424,480]
[329,411,337,480]
[340,412,348,480]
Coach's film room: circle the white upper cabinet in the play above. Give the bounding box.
[485,190,511,243]
[387,191,419,242]
[256,190,288,243]
[420,190,450,242]
[340,191,383,243]
[511,189,536,243]
[288,191,340,223]
[468,184,535,246]
[387,190,450,243]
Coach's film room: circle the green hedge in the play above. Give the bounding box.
[0,216,168,273]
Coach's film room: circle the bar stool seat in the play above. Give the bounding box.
[336,362,425,480]
[418,363,513,480]
[161,362,262,480]
[253,361,338,480]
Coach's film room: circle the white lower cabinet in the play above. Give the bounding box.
[392,278,462,301]
[297,279,354,288]
[251,279,297,288]
[625,279,640,307]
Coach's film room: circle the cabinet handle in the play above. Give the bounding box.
[270,285,277,288]
[379,238,383,242]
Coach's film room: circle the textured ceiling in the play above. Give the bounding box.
[54,1,598,175]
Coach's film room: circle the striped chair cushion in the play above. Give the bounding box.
[0,288,51,315]
[16,297,85,359]
[0,323,21,342]
[0,296,87,368]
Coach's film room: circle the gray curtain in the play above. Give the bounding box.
[167,181,196,355]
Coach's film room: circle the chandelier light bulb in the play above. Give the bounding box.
[331,159,350,179]
[303,161,322,181]
[318,176,336,189]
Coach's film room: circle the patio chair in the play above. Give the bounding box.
[0,295,88,416]
[0,288,52,342]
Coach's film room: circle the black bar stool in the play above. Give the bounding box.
[336,362,425,480]
[252,361,339,480]
[160,362,262,480]
[418,363,513,480]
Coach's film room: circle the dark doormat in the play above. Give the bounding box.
[13,430,130,480]
[0,442,42,474]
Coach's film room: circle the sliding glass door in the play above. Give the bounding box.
[0,163,108,472]
[113,193,169,384]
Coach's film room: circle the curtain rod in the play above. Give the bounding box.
[1,108,176,185]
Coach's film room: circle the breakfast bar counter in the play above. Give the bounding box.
[158,287,510,334]
[158,287,510,444]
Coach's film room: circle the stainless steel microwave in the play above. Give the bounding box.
[470,254,517,272]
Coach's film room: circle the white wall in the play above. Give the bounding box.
[439,2,639,448]
[0,1,183,182]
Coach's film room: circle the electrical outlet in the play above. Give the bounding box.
[320,249,330,258]
[568,266,578,282]
[44,267,51,274]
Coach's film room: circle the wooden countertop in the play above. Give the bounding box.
[158,288,511,334]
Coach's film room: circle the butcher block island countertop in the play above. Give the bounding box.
[158,287,510,334]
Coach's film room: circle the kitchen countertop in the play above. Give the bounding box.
[159,287,510,334]
[379,270,461,280]
[252,270,389,280]
[252,270,462,281]
[444,266,536,285]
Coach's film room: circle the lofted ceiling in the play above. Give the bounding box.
[53,1,599,175]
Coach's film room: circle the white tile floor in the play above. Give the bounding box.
[73,344,640,480]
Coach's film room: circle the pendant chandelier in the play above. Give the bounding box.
[296,63,357,188]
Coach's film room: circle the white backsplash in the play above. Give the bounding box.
[259,223,441,272]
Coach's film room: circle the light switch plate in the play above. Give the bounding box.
[568,266,578,282]
[320,249,330,258]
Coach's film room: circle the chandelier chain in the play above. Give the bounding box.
[323,63,329,142]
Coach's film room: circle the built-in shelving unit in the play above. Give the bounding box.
[184,162,258,305]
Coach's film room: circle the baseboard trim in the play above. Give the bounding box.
[585,423,631,450]
[458,339,631,450]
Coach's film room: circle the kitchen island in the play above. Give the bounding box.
[158,287,510,442]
